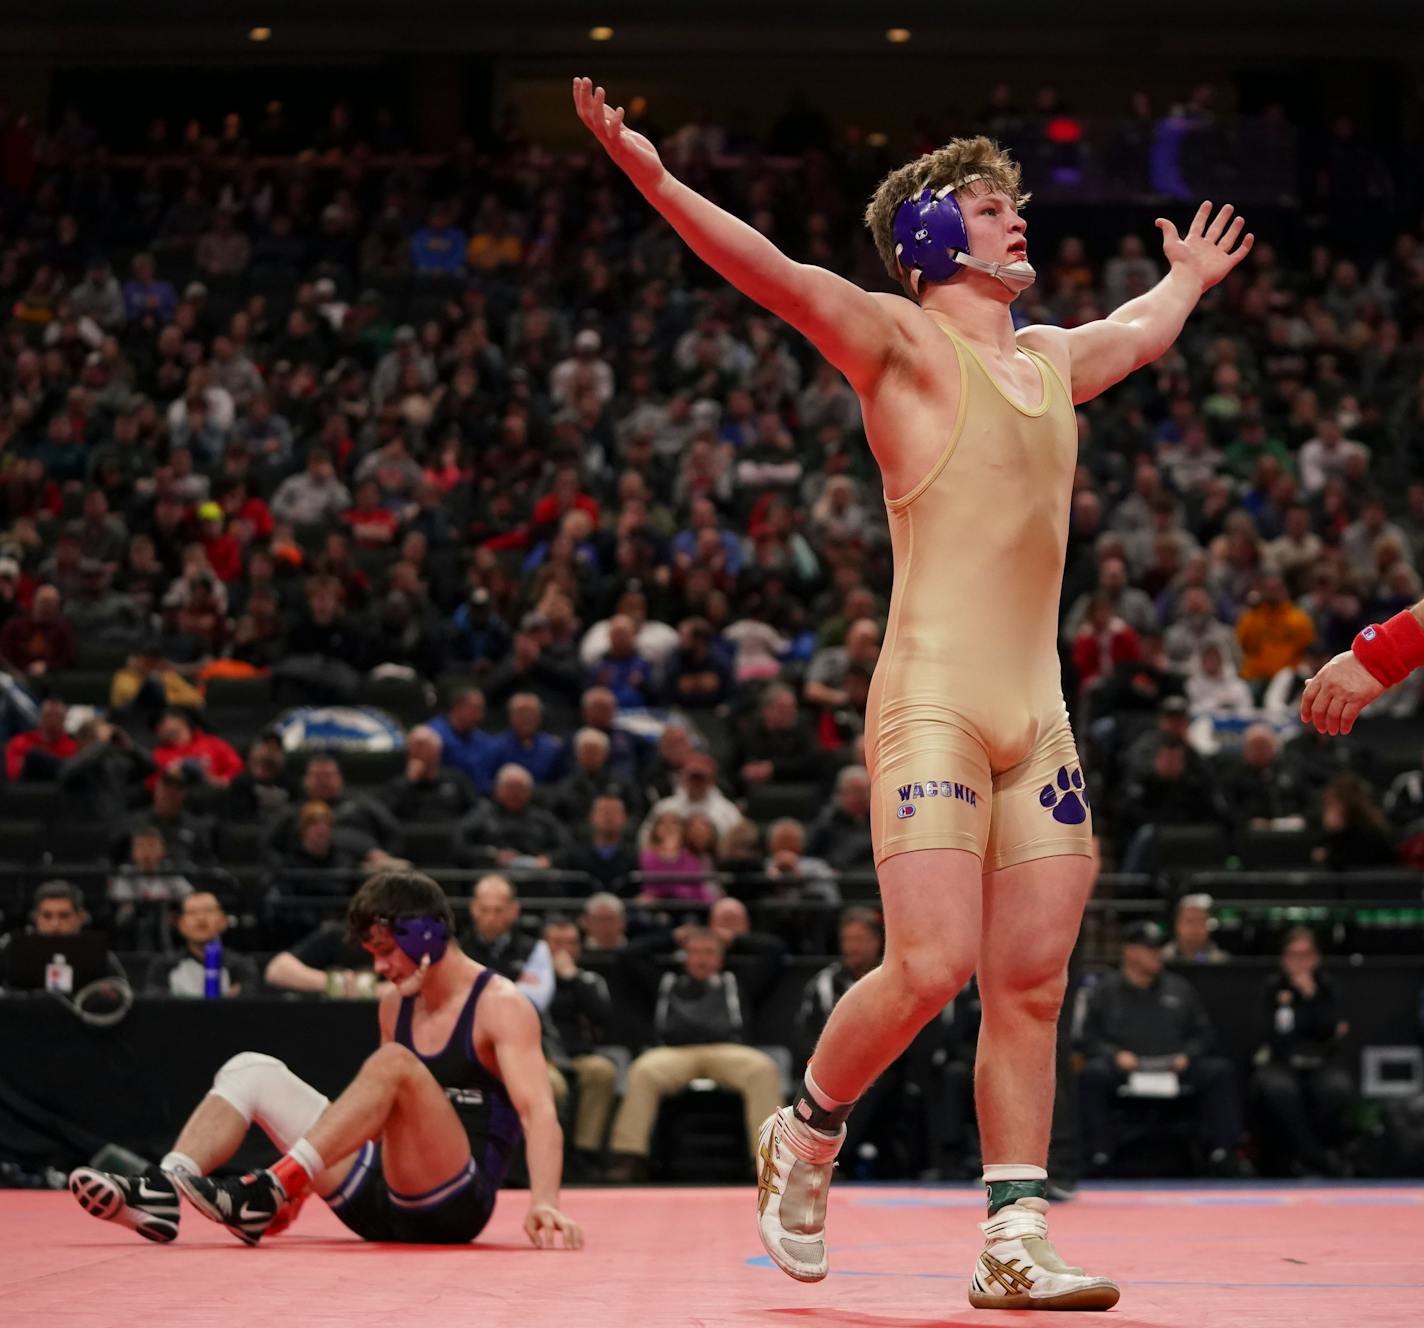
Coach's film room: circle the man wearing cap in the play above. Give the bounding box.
[1077,920,1244,1175]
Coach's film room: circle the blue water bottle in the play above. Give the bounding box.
[203,938,223,999]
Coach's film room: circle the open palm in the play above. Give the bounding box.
[572,77,665,193]
[1156,201,1253,292]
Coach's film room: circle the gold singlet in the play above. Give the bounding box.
[865,324,1093,870]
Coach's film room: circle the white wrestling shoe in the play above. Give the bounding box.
[754,1106,845,1282]
[968,1197,1120,1311]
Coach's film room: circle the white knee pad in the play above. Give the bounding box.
[210,1052,329,1152]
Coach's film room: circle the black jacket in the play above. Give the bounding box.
[1078,968,1216,1061]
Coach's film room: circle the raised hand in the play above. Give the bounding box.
[572,77,665,193]
[1155,201,1253,293]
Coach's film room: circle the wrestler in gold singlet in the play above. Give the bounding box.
[867,322,1091,869]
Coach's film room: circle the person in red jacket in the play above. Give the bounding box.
[150,710,244,788]
[196,502,243,583]
[1070,591,1142,691]
[5,696,77,780]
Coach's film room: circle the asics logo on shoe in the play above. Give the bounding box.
[756,1135,782,1217]
[980,1251,1036,1295]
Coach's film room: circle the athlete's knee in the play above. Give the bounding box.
[887,943,973,1016]
[364,1041,422,1081]
[982,965,1068,1026]
[210,1051,328,1147]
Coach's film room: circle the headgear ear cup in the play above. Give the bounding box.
[388,914,450,965]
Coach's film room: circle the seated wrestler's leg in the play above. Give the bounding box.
[758,846,982,1283]
[969,849,1118,1310]
[176,1043,467,1245]
[70,1051,330,1243]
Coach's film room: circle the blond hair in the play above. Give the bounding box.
[864,136,1030,297]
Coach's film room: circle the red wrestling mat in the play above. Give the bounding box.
[5,1182,1422,1327]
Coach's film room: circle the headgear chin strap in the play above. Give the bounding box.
[891,176,1037,295]
[386,914,450,966]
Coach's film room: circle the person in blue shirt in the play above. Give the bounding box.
[484,692,568,790]
[586,613,657,708]
[122,252,177,325]
[410,204,468,277]
[427,689,497,790]
[450,588,513,671]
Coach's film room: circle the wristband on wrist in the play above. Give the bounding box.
[1351,609,1424,688]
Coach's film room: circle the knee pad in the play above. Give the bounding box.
[210,1052,329,1152]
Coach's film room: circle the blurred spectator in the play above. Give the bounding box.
[151,709,244,788]
[118,765,215,866]
[1118,739,1224,871]
[1298,418,1369,495]
[580,891,628,952]
[5,695,76,781]
[644,750,744,842]
[1251,927,1354,1177]
[270,448,351,525]
[606,927,782,1181]
[587,612,656,707]
[428,687,496,788]
[1310,773,1397,869]
[1078,921,1245,1176]
[638,810,718,903]
[109,826,194,947]
[554,792,639,896]
[1071,591,1141,691]
[263,919,381,997]
[1161,893,1229,963]
[735,682,822,792]
[60,718,154,822]
[455,763,568,868]
[223,737,295,823]
[1164,587,1238,673]
[805,764,875,872]
[1235,573,1316,684]
[803,617,881,712]
[267,754,400,860]
[542,918,618,1170]
[545,727,641,826]
[381,724,480,823]
[144,891,257,997]
[1214,724,1308,832]
[760,818,840,906]
[449,588,513,673]
[484,692,568,791]
[0,584,76,676]
[460,873,553,1011]
[1185,642,1254,719]
[0,880,126,990]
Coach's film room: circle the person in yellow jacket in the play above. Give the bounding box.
[1235,573,1316,682]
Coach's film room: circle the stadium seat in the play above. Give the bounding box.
[1144,824,1232,878]
[217,822,268,867]
[337,748,407,787]
[54,671,116,706]
[1235,827,1315,870]
[400,822,459,867]
[359,676,434,726]
[745,782,822,825]
[204,675,274,709]
[47,820,114,866]
[0,820,47,866]
[0,783,64,820]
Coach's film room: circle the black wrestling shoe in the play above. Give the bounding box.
[172,1168,285,1247]
[69,1167,180,1243]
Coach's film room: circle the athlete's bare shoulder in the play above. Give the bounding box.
[1015,323,1072,383]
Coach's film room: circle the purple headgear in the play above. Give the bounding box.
[387,914,450,965]
[890,175,1036,294]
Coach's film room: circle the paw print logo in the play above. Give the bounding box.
[1038,766,1088,825]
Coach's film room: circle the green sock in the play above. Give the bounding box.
[986,1178,1047,1217]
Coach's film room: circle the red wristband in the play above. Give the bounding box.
[1351,610,1424,688]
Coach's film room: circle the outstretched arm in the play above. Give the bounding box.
[573,78,900,392]
[1301,600,1424,735]
[1033,202,1253,404]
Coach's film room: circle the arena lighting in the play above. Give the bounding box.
[885,27,912,43]
[867,132,889,147]
[589,26,614,41]
[248,26,272,42]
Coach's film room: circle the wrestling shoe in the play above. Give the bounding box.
[968,1197,1120,1311]
[172,1168,286,1247]
[68,1167,180,1243]
[754,1106,845,1283]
